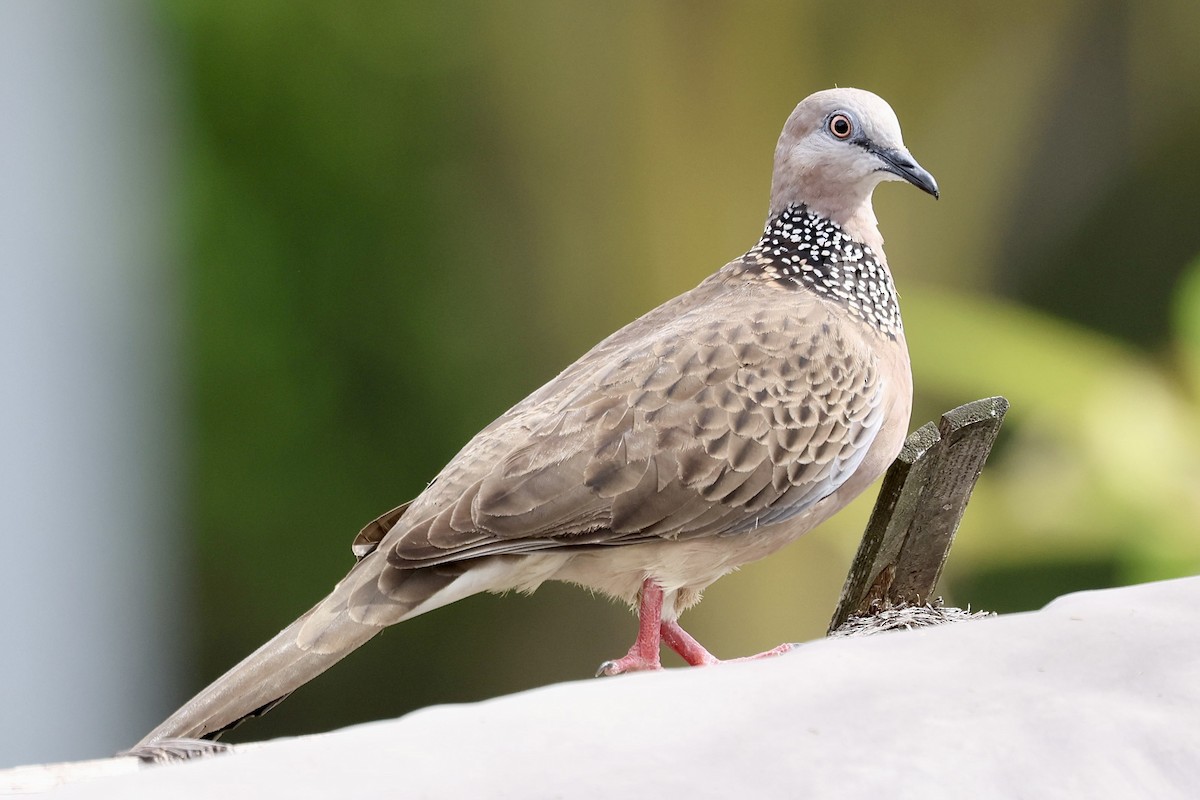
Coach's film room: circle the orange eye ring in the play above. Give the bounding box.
[828,113,853,140]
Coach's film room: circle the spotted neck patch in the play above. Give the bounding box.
[742,203,902,338]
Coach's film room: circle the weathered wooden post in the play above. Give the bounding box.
[829,396,1008,633]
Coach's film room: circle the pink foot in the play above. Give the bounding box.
[597,578,800,676]
[662,620,797,666]
[724,642,798,662]
[596,580,665,677]
[596,649,661,677]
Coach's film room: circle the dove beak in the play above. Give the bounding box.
[872,146,939,199]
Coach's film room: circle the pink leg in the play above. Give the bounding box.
[597,579,800,676]
[662,621,796,666]
[595,579,665,677]
[660,620,719,666]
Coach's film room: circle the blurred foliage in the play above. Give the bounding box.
[151,0,1200,740]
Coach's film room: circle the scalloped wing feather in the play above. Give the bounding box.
[374,279,892,572]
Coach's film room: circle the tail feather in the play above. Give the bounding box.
[135,553,539,748]
[135,597,382,746]
[136,552,410,747]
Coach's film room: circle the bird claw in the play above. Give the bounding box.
[595,655,663,678]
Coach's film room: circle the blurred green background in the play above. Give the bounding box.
[153,0,1200,742]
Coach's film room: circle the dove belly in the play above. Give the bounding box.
[547,500,831,618]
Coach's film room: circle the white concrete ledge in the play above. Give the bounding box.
[9,576,1199,798]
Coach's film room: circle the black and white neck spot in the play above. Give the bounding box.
[742,204,902,338]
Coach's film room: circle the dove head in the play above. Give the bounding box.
[769,88,937,253]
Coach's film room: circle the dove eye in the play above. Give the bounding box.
[828,113,853,140]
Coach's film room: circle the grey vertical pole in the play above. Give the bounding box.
[0,0,184,766]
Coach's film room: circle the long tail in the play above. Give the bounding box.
[134,600,379,745]
[134,551,478,747]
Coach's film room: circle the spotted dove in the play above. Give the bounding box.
[136,87,938,746]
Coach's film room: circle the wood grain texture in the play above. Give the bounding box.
[829,396,1008,632]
